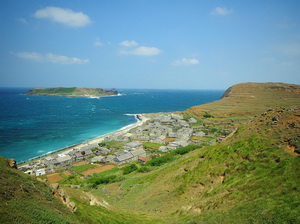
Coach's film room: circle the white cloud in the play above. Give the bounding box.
[33,6,91,27]
[172,58,199,66]
[16,52,89,64]
[94,38,104,47]
[119,40,138,47]
[120,46,161,56]
[211,7,232,16]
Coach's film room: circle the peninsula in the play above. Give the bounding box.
[24,87,118,97]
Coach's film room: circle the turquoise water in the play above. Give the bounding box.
[0,88,223,162]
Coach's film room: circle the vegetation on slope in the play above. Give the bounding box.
[0,156,77,224]
[24,87,118,97]
[0,156,163,223]
[86,107,300,223]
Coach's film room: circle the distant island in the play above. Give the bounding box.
[24,87,118,97]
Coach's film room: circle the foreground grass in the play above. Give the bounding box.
[0,156,77,224]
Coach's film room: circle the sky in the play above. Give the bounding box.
[0,0,300,90]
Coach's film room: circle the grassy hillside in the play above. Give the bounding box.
[24,87,118,97]
[187,82,300,119]
[87,107,300,223]
[0,156,77,224]
[0,156,162,223]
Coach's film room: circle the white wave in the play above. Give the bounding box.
[89,96,100,99]
[124,113,140,122]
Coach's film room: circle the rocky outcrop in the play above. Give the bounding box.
[86,193,110,208]
[50,183,77,213]
[7,159,17,169]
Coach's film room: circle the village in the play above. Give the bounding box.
[18,113,236,180]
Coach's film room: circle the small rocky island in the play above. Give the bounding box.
[24,87,118,97]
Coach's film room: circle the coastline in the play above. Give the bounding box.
[18,114,149,166]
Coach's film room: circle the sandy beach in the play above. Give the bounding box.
[19,114,149,165]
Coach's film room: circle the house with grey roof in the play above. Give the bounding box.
[103,155,116,163]
[130,148,146,160]
[124,141,143,151]
[91,155,105,163]
[74,149,93,161]
[167,139,189,150]
[98,147,110,155]
[49,154,72,169]
[114,151,134,165]
[43,156,55,167]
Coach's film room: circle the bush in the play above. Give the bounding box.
[173,145,200,155]
[137,166,151,173]
[203,112,213,118]
[87,175,123,188]
[122,164,138,175]
[146,154,174,166]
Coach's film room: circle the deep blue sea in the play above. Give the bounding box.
[0,88,223,163]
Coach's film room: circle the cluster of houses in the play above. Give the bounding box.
[18,113,236,176]
[104,114,197,151]
[18,141,147,176]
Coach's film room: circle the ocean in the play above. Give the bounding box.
[0,88,223,163]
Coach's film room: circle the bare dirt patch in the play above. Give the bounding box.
[72,160,89,166]
[47,173,64,183]
[286,145,299,156]
[63,171,72,176]
[81,164,116,176]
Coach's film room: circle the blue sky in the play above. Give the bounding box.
[0,0,299,89]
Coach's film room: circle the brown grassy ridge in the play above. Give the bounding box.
[186,82,300,119]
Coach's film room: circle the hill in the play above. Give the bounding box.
[0,157,77,223]
[24,87,118,97]
[0,156,161,223]
[86,107,299,223]
[187,82,300,119]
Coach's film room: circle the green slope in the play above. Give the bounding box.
[0,157,77,224]
[0,156,163,223]
[87,108,300,223]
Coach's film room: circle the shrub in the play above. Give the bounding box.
[87,175,123,188]
[122,164,138,175]
[203,112,213,118]
[137,166,151,173]
[173,145,200,155]
[146,154,174,166]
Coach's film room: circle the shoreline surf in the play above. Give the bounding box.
[18,114,149,165]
